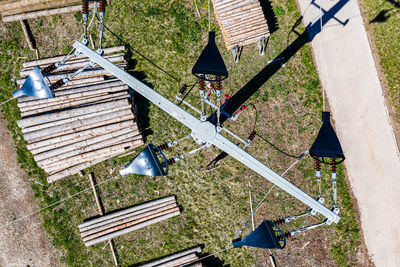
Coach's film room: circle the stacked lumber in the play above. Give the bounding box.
[211,0,270,50]
[17,46,144,183]
[0,0,84,22]
[78,196,181,246]
[140,246,203,267]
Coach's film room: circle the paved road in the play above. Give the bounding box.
[296,0,400,266]
[0,116,60,267]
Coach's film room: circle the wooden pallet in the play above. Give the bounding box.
[212,0,270,50]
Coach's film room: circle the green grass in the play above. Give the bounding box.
[361,0,400,120]
[0,0,365,266]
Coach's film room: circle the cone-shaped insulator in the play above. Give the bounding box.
[233,220,286,249]
[120,144,168,176]
[192,31,228,82]
[310,112,345,163]
[12,66,54,99]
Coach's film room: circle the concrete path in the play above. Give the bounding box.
[296,0,400,266]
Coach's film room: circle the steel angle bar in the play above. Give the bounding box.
[73,40,340,224]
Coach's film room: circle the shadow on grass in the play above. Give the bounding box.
[259,0,279,34]
[130,244,228,267]
[204,0,350,168]
[125,53,152,142]
[369,0,400,23]
[208,0,350,126]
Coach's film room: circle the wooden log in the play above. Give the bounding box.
[29,123,137,155]
[0,0,79,11]
[22,105,131,134]
[62,76,107,87]
[83,207,180,242]
[222,16,266,31]
[88,173,104,215]
[216,0,258,14]
[21,91,129,117]
[36,130,141,166]
[2,0,82,16]
[79,196,176,229]
[23,109,134,142]
[109,239,119,266]
[27,120,135,153]
[54,79,125,96]
[139,247,202,267]
[219,10,264,25]
[158,254,198,267]
[19,92,108,112]
[84,210,180,246]
[17,77,115,104]
[23,46,125,68]
[19,55,124,77]
[80,203,178,238]
[44,139,144,175]
[3,4,90,22]
[79,200,177,232]
[18,82,127,109]
[34,125,138,161]
[18,98,130,128]
[20,20,35,50]
[46,145,135,183]
[16,65,126,85]
[44,140,142,174]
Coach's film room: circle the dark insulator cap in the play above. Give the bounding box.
[309,112,345,161]
[232,220,286,249]
[192,31,228,81]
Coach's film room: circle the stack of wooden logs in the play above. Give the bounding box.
[78,196,181,246]
[0,0,84,22]
[140,246,203,267]
[211,0,270,50]
[17,46,143,183]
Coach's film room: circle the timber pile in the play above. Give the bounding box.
[140,246,203,267]
[17,46,144,183]
[0,0,84,22]
[211,0,270,50]
[78,196,181,246]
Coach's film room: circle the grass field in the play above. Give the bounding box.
[0,0,367,266]
[361,0,400,122]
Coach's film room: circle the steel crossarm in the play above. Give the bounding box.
[73,40,340,224]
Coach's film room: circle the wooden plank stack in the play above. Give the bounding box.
[211,0,270,50]
[0,0,83,22]
[17,46,144,183]
[78,196,181,246]
[140,246,203,267]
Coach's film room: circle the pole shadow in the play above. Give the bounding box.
[208,0,350,126]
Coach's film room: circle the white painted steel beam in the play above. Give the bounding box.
[73,40,340,224]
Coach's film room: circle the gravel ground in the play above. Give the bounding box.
[0,115,61,267]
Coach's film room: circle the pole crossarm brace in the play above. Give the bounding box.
[73,40,340,224]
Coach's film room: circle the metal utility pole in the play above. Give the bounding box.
[73,40,340,224]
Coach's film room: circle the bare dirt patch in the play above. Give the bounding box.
[0,115,61,267]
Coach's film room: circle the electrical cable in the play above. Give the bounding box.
[0,174,123,231]
[0,97,15,106]
[238,151,308,236]
[100,22,183,85]
[150,79,198,144]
